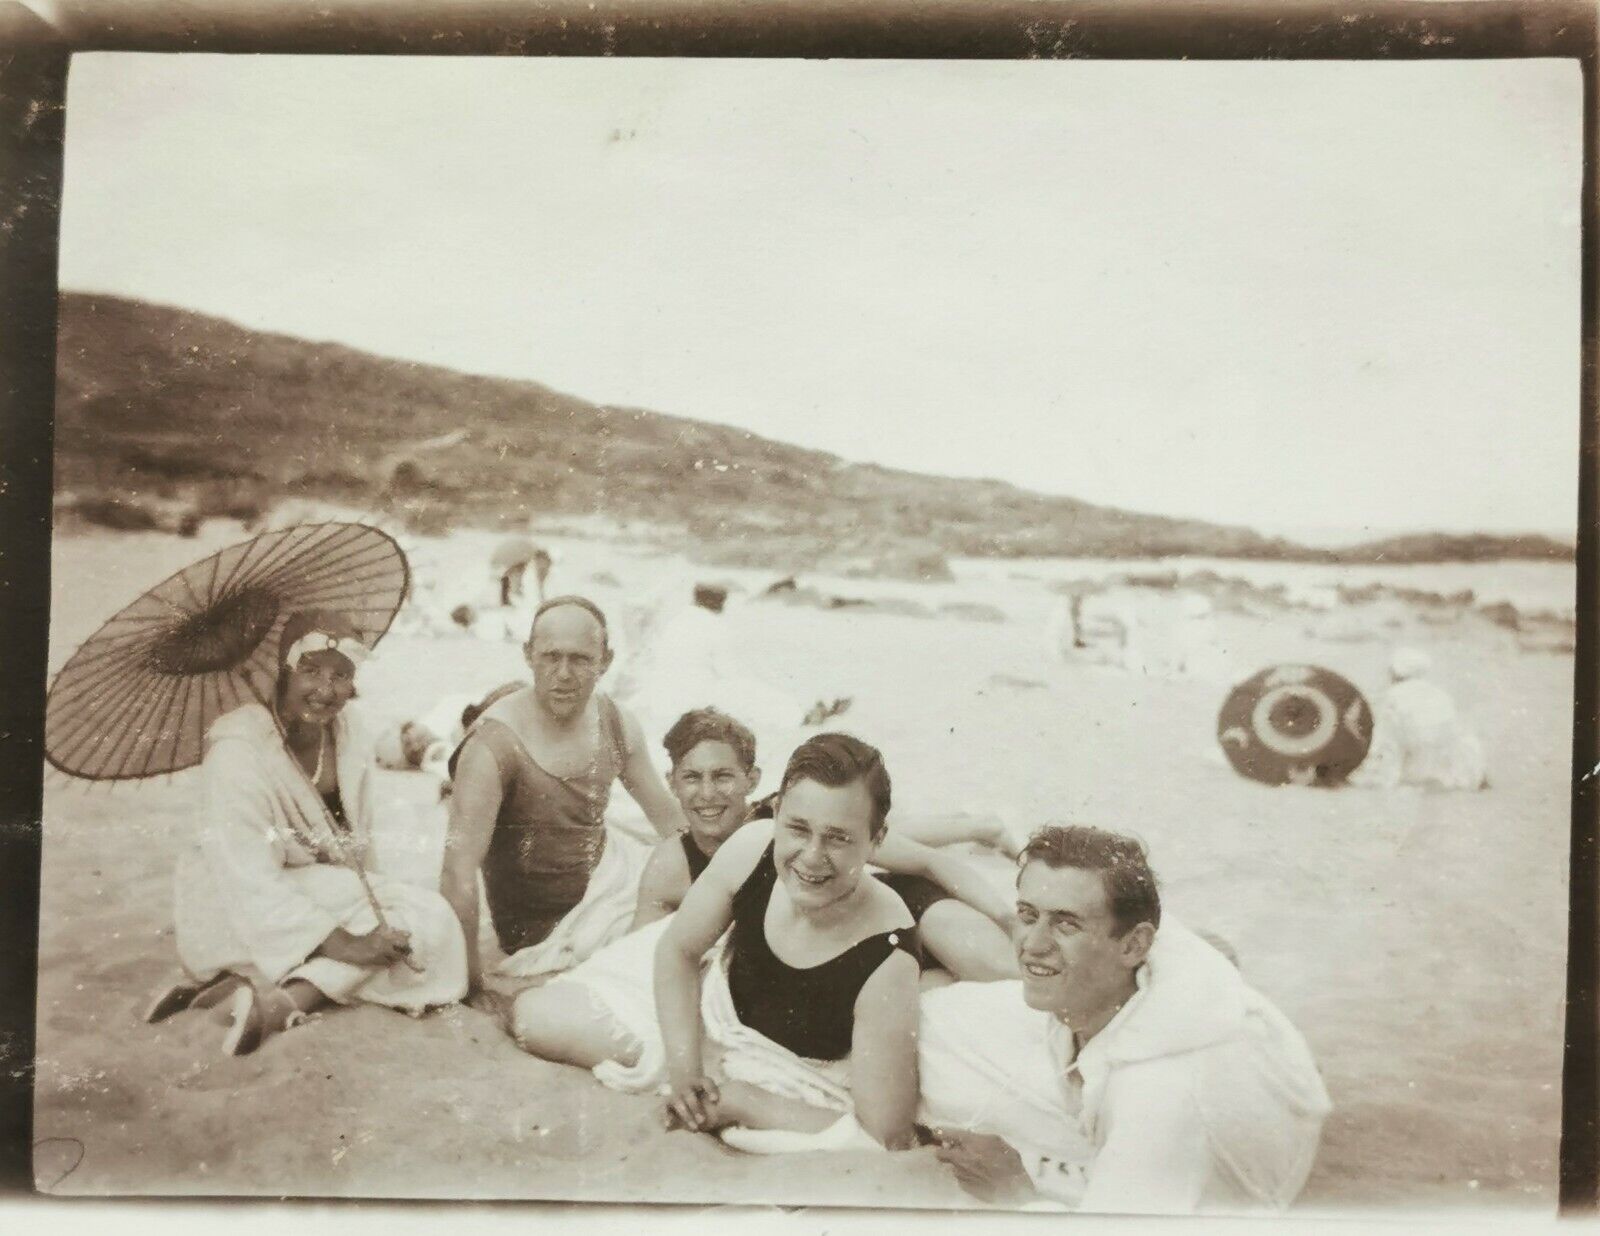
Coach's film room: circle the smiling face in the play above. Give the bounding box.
[670,739,760,847]
[771,776,880,911]
[1013,860,1149,1024]
[525,603,611,722]
[278,648,357,727]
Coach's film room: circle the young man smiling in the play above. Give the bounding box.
[917,824,1332,1214]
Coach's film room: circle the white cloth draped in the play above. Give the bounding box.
[1349,677,1487,791]
[916,918,1331,1214]
[577,933,854,1115]
[492,825,654,980]
[173,702,467,1011]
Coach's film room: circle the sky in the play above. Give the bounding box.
[59,54,1584,543]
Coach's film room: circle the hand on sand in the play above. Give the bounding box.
[661,1076,725,1134]
[929,1128,1035,1206]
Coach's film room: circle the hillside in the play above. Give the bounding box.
[52,293,1572,568]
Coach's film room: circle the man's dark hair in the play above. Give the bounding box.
[663,708,757,773]
[777,732,892,839]
[1020,824,1162,936]
[527,594,609,651]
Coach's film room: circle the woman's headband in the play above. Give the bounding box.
[283,630,369,670]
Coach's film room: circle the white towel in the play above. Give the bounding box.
[493,826,653,979]
[699,949,855,1114]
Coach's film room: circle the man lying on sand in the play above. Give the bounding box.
[916,824,1331,1214]
[440,596,694,994]
[495,709,1018,1091]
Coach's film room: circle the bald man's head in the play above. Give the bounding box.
[528,595,609,651]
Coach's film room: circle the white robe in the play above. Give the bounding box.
[1349,677,1487,791]
[173,702,467,1010]
[917,918,1332,1214]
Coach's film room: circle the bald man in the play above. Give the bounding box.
[440,596,693,993]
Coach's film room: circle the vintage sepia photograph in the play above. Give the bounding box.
[27,45,1584,1220]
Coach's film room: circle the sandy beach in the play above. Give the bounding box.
[32,517,1574,1217]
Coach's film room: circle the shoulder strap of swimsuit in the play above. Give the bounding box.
[447,716,516,789]
[597,693,627,769]
[731,842,778,909]
[680,831,712,882]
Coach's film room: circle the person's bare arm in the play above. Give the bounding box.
[874,833,1017,932]
[848,947,922,1150]
[655,820,770,1131]
[615,705,693,840]
[439,738,503,993]
[892,811,1009,852]
[632,836,691,931]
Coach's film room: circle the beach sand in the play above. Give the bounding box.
[32,520,1572,1216]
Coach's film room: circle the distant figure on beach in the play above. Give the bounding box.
[375,692,479,783]
[491,537,554,609]
[1349,648,1489,792]
[158,610,468,1055]
[916,824,1331,1213]
[439,596,694,995]
[1050,586,1219,679]
[377,683,529,793]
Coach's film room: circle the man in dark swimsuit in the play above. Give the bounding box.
[630,708,1017,980]
[440,595,693,995]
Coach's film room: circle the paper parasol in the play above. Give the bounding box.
[45,522,410,782]
[1216,663,1372,787]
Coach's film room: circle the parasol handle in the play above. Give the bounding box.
[324,826,425,975]
[275,712,425,973]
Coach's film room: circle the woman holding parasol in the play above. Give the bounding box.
[161,609,468,1054]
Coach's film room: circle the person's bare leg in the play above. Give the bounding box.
[916,901,1017,981]
[506,983,642,1070]
[279,978,328,1020]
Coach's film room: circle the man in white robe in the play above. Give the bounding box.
[918,824,1331,1214]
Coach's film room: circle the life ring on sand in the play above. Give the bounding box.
[1217,664,1372,787]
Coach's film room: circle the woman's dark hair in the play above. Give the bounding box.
[1019,824,1162,937]
[777,733,891,839]
[663,708,757,773]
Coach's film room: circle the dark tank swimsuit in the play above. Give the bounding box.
[715,794,952,967]
[681,831,714,882]
[724,844,917,1061]
[449,695,627,953]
